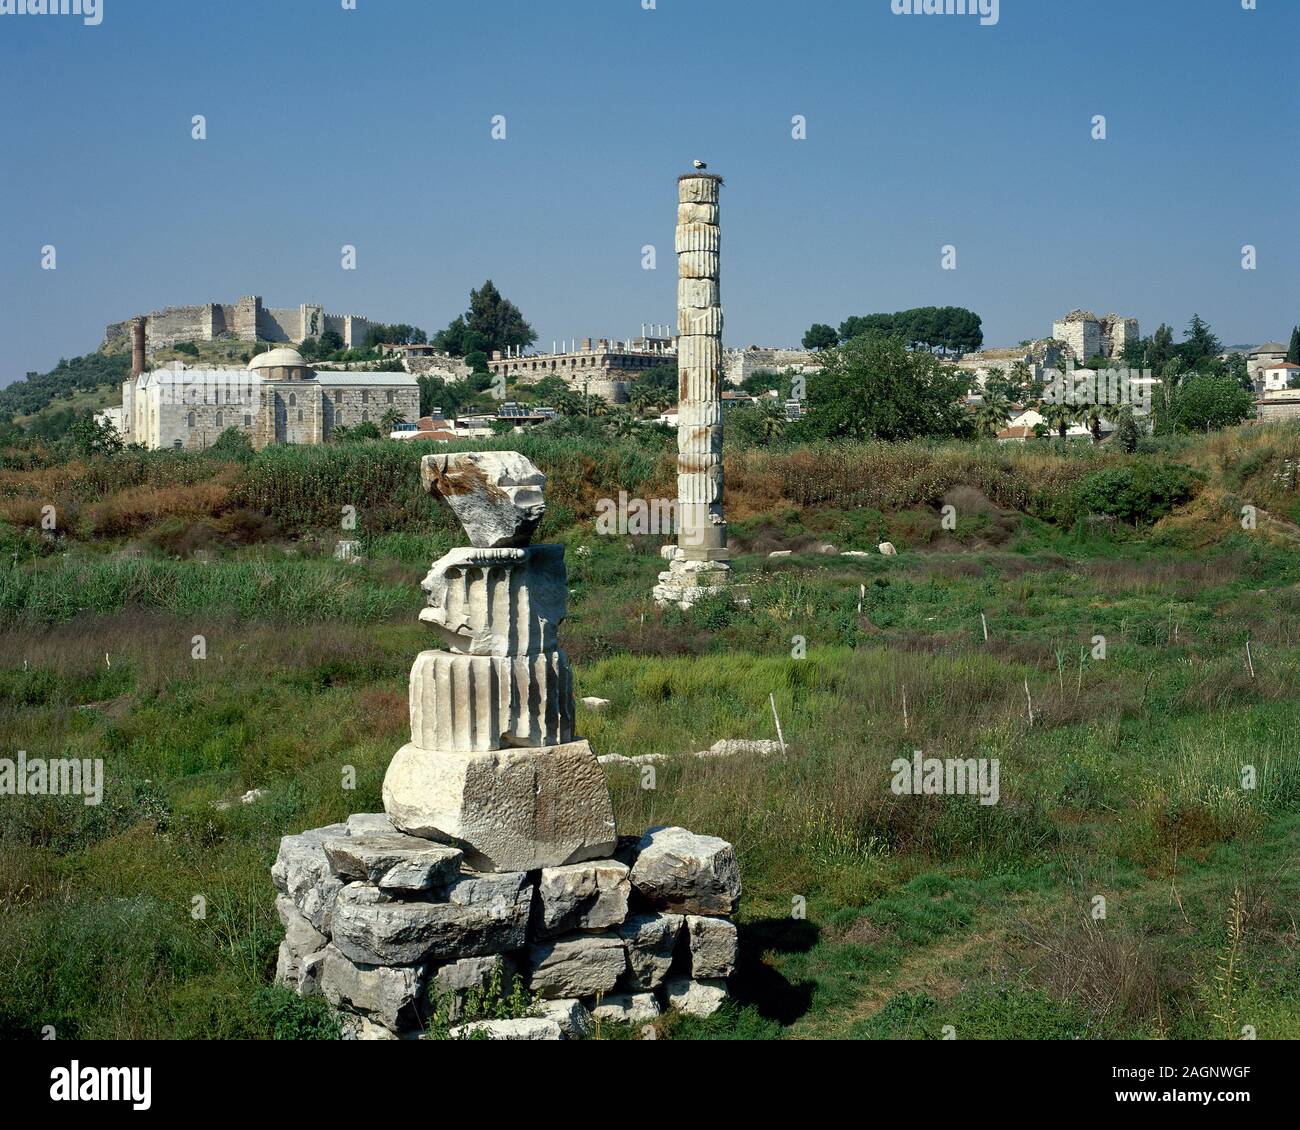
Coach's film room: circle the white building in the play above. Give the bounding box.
[111,348,419,450]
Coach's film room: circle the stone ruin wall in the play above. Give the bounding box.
[105,298,386,353]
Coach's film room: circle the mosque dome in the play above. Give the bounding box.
[249,347,311,379]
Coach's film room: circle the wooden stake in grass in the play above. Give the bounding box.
[858,583,865,615]
[1056,649,1065,695]
[981,613,989,642]
[1076,645,1085,698]
[1245,639,1255,679]
[1024,678,1034,726]
[769,692,787,756]
[902,684,909,732]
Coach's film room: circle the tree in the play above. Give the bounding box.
[757,400,788,440]
[974,392,1010,438]
[835,307,982,355]
[1180,314,1222,368]
[1288,326,1300,366]
[68,412,123,457]
[320,329,345,354]
[380,407,406,432]
[1113,405,1141,453]
[1163,374,1256,433]
[1040,401,1073,440]
[802,323,838,351]
[207,426,254,461]
[798,333,970,441]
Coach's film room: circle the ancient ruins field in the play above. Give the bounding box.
[1,429,1298,1039]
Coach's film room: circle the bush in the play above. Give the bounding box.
[1075,463,1199,525]
[250,986,341,1040]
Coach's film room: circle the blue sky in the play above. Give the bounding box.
[1,0,1296,384]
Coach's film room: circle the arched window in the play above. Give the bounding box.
[386,390,394,404]
[187,411,196,428]
[297,409,304,422]
[215,411,223,426]
[362,410,370,423]
[288,392,297,407]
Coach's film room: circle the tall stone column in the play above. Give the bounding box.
[654,171,736,609]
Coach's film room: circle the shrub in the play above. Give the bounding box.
[1075,463,1199,525]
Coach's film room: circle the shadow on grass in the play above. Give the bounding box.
[729,916,819,1026]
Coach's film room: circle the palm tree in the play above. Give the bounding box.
[1075,400,1104,445]
[629,385,655,415]
[380,407,406,433]
[974,392,1010,438]
[610,411,641,438]
[1040,401,1073,439]
[758,400,788,440]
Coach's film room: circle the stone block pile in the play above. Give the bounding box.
[271,449,743,1040]
[273,820,740,1039]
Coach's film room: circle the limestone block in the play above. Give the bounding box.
[317,943,426,1032]
[879,541,897,556]
[628,826,741,915]
[616,912,683,990]
[675,224,720,255]
[534,998,594,1039]
[418,544,566,656]
[274,892,330,992]
[408,647,575,751]
[420,451,547,548]
[527,932,626,999]
[449,1018,563,1041]
[322,832,463,892]
[678,278,720,309]
[536,860,631,936]
[677,202,718,226]
[665,975,728,1018]
[677,333,723,376]
[271,822,349,933]
[345,812,395,835]
[686,914,738,978]
[382,739,617,873]
[330,873,532,966]
[339,1013,399,1041]
[677,307,724,336]
[678,175,721,204]
[580,696,610,711]
[430,953,517,1023]
[676,401,722,429]
[591,992,661,1025]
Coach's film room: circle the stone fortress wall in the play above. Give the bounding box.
[105,295,381,353]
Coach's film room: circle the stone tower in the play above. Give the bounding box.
[654,170,734,609]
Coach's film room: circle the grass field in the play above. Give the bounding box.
[1,428,1298,1039]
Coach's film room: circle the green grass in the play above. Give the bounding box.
[2,432,1300,1039]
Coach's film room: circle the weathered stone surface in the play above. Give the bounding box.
[698,739,781,759]
[580,696,610,711]
[665,975,728,1018]
[686,914,738,978]
[527,932,626,1000]
[678,174,721,204]
[534,998,594,1039]
[323,832,463,892]
[383,739,617,873]
[330,873,532,966]
[591,992,661,1025]
[675,225,721,255]
[878,541,897,556]
[430,954,518,1024]
[417,545,567,658]
[616,912,683,990]
[339,1012,399,1041]
[317,943,425,1032]
[677,202,718,225]
[536,860,631,936]
[449,1017,563,1041]
[628,826,741,915]
[421,451,546,548]
[678,278,720,308]
[768,550,793,558]
[271,823,349,933]
[407,646,575,750]
[345,812,395,836]
[817,543,839,555]
[273,894,328,990]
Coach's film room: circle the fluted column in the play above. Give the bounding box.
[675,173,727,561]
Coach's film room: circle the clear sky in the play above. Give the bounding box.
[0,0,1296,384]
